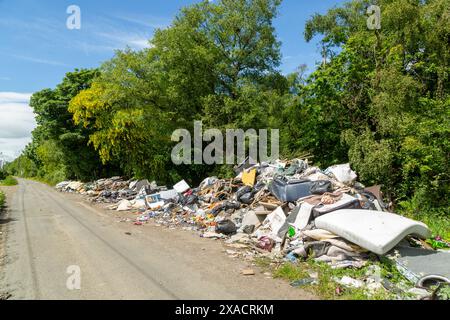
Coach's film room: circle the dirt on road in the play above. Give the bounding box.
[0,179,315,300]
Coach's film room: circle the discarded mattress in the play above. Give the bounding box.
[315,209,431,255]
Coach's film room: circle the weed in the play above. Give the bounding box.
[268,258,401,300]
[0,191,4,208]
[0,176,18,186]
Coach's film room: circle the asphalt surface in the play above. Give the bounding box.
[0,179,314,300]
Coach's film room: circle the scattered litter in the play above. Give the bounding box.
[216,219,237,235]
[336,276,364,288]
[117,200,133,211]
[408,288,431,300]
[324,163,357,185]
[242,169,257,187]
[290,278,318,287]
[242,269,255,276]
[385,245,450,286]
[202,232,226,239]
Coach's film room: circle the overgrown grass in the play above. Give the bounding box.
[0,191,5,208]
[0,176,18,186]
[399,207,450,241]
[414,214,450,241]
[256,257,406,300]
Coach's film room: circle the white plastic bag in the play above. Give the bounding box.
[325,163,357,185]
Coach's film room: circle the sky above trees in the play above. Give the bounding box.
[0,0,346,92]
[0,0,346,159]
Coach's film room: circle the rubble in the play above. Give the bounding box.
[56,158,448,299]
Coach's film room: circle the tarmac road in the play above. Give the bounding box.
[0,179,315,300]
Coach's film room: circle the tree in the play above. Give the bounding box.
[69,0,285,183]
[283,0,449,212]
[28,69,120,182]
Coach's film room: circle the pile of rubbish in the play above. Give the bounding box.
[56,177,165,203]
[56,159,449,299]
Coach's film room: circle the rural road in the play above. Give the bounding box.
[0,179,314,300]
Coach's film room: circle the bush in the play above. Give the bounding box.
[0,169,6,180]
[1,176,18,186]
[40,169,67,186]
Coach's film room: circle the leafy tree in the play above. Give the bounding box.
[28,69,120,182]
[3,155,38,178]
[283,0,449,212]
[69,0,285,183]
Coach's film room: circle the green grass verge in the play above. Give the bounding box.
[255,256,413,300]
[0,191,5,208]
[0,176,18,186]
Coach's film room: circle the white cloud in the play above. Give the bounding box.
[112,14,171,29]
[1,11,161,61]
[94,31,153,50]
[11,54,69,67]
[129,38,154,49]
[0,92,32,103]
[0,92,36,159]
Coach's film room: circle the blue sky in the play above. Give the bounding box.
[0,0,346,159]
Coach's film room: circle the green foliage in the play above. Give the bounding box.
[282,0,450,215]
[273,262,309,282]
[33,140,68,185]
[271,261,394,300]
[0,191,4,208]
[0,169,6,181]
[0,176,18,186]
[401,206,450,241]
[68,0,284,185]
[436,284,450,300]
[27,69,120,182]
[3,155,38,178]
